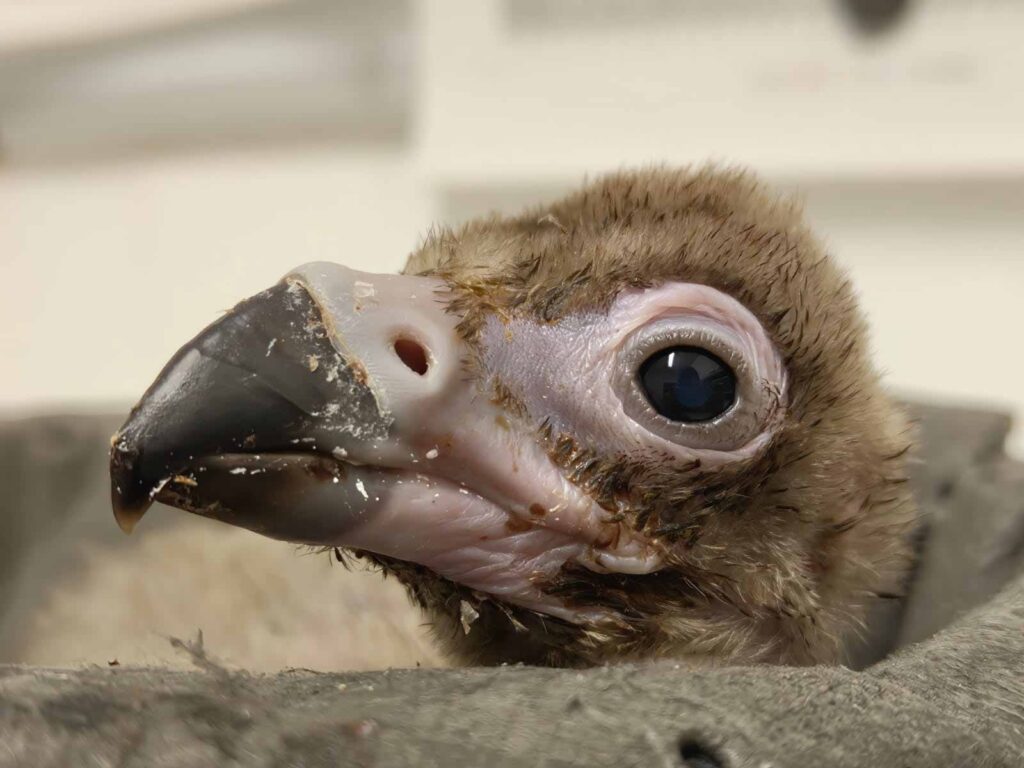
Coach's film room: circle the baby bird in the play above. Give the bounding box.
[110,167,917,668]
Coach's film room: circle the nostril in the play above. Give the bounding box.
[393,337,429,376]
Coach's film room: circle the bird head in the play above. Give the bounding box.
[110,167,916,667]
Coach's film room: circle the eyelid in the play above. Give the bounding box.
[618,319,752,380]
[614,317,775,452]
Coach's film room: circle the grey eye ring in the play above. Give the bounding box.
[615,320,777,453]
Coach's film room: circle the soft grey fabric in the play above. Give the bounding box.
[844,401,1022,667]
[0,402,1022,767]
[0,573,1021,767]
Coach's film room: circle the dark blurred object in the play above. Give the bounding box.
[838,0,912,36]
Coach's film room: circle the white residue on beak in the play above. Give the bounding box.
[353,280,377,311]
[332,446,349,460]
[355,478,369,500]
[229,467,248,475]
[265,338,277,356]
[425,448,439,460]
[148,476,171,500]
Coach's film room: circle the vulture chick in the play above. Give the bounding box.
[110,167,917,668]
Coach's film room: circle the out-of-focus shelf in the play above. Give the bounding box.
[0,0,413,165]
[420,0,1024,185]
[0,0,277,53]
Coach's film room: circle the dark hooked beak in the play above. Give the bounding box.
[109,262,444,535]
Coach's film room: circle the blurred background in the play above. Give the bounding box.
[0,0,1022,670]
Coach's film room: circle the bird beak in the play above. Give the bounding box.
[110,261,459,537]
[110,261,660,618]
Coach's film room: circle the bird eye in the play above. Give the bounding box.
[638,346,737,422]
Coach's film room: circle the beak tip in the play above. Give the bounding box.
[109,430,152,534]
[113,504,145,535]
[111,477,152,534]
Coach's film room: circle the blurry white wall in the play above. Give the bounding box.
[1,0,1022,454]
[0,148,428,406]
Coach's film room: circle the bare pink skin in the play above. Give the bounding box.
[479,283,787,465]
[340,474,603,621]
[234,264,788,625]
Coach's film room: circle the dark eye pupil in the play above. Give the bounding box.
[638,346,736,422]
